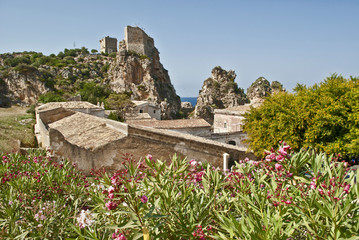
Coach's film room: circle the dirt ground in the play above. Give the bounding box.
[0,106,35,153]
[0,106,28,118]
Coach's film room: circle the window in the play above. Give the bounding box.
[139,109,143,113]
[228,140,236,146]
[224,122,227,128]
[153,110,156,114]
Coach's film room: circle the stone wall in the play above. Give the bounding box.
[127,125,257,168]
[208,132,249,150]
[49,128,124,175]
[170,127,211,137]
[125,26,155,58]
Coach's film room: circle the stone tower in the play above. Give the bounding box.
[124,26,156,58]
[99,36,118,54]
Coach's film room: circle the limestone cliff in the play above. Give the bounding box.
[194,66,247,124]
[247,77,284,104]
[0,66,49,106]
[0,27,181,119]
[107,27,181,119]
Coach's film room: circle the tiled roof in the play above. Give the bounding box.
[49,112,126,150]
[37,101,102,112]
[214,103,261,115]
[128,118,211,129]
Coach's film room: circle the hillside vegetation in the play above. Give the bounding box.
[0,48,117,106]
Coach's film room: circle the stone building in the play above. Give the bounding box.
[210,103,261,148]
[100,36,118,54]
[124,26,155,58]
[34,101,105,147]
[128,118,211,137]
[35,102,257,175]
[213,105,251,133]
[131,100,161,120]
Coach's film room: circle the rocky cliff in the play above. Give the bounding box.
[246,77,284,104]
[106,30,181,119]
[0,27,181,119]
[194,66,247,124]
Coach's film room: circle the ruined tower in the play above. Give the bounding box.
[99,36,118,54]
[124,26,156,58]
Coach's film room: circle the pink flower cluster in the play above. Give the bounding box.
[112,229,127,240]
[307,176,351,200]
[192,225,212,239]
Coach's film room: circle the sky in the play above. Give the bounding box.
[0,0,358,97]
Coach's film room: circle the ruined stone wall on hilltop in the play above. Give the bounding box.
[125,26,156,59]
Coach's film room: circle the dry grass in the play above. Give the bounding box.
[0,106,36,153]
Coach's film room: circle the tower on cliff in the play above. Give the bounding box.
[124,26,156,58]
[99,36,118,54]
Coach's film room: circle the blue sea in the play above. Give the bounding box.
[181,97,197,107]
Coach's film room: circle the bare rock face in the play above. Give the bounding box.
[194,66,247,124]
[0,69,49,106]
[247,77,284,104]
[107,27,181,119]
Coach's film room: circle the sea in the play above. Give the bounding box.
[180,97,197,107]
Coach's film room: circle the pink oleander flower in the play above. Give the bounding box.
[140,195,148,203]
[318,188,324,195]
[278,147,288,156]
[276,154,285,162]
[195,171,205,182]
[112,229,127,240]
[105,201,118,211]
[189,159,197,166]
[265,153,276,161]
[275,163,283,171]
[108,186,115,193]
[108,193,114,199]
[310,181,316,189]
[344,184,351,194]
[146,154,152,161]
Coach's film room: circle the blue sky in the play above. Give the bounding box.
[1,0,358,97]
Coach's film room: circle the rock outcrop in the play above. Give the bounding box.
[107,26,181,119]
[247,77,284,104]
[0,68,49,106]
[194,66,247,124]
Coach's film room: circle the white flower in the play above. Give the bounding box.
[77,210,95,229]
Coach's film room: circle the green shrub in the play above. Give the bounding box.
[101,63,110,73]
[14,64,37,74]
[244,74,359,158]
[109,52,117,58]
[38,91,65,103]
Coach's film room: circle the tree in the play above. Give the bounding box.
[106,93,135,122]
[79,82,110,104]
[91,49,98,54]
[243,74,359,160]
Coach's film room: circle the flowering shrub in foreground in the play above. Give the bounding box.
[0,149,96,238]
[1,145,359,239]
[84,145,359,240]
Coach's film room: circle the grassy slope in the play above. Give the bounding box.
[0,106,36,153]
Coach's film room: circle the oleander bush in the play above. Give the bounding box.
[1,145,358,239]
